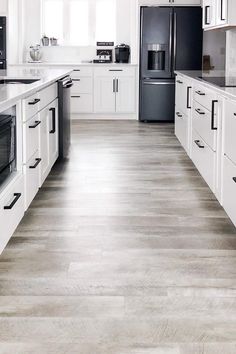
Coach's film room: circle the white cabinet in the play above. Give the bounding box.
[39,99,59,185]
[24,152,41,209]
[0,0,8,15]
[203,0,236,30]
[94,67,136,114]
[0,176,25,254]
[224,99,236,165]
[172,0,201,3]
[71,68,93,114]
[139,0,200,4]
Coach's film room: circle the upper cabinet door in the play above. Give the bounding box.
[0,0,7,15]
[172,0,201,4]
[203,0,216,29]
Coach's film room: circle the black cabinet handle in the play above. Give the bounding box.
[73,79,81,82]
[220,0,226,21]
[49,107,56,134]
[109,69,123,72]
[4,193,22,210]
[28,98,40,105]
[177,80,183,84]
[29,120,41,129]
[233,177,236,183]
[176,112,183,118]
[205,6,210,25]
[113,79,116,93]
[71,95,81,98]
[187,86,191,109]
[116,79,119,93]
[73,69,80,72]
[195,90,205,96]
[195,140,205,149]
[195,108,205,115]
[29,158,42,169]
[211,100,218,130]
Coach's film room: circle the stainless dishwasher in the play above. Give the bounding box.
[58,76,73,159]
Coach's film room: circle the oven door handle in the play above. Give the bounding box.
[49,107,56,134]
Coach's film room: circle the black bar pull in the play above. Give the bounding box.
[205,6,210,25]
[195,140,205,149]
[29,158,42,169]
[71,95,81,98]
[176,112,183,118]
[195,108,205,115]
[28,98,40,105]
[73,79,81,82]
[177,80,183,84]
[49,107,56,134]
[109,69,123,72]
[233,177,236,183]
[211,100,218,130]
[29,120,41,129]
[221,0,226,21]
[4,193,22,210]
[195,90,205,96]
[73,69,81,71]
[187,86,191,109]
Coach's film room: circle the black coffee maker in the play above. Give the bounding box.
[115,44,130,63]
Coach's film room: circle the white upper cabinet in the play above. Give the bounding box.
[203,0,236,30]
[0,0,8,15]
[139,0,201,5]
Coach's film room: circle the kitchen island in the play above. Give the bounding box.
[0,67,72,253]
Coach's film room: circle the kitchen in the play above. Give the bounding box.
[1,0,236,353]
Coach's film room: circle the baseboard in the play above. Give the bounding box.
[71,113,138,120]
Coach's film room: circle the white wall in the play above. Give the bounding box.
[226,29,236,73]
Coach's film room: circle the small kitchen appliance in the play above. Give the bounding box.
[93,49,112,63]
[29,45,42,62]
[115,44,130,63]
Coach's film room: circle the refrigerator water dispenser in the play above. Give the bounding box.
[147,44,166,71]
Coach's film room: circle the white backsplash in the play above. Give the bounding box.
[226,29,236,73]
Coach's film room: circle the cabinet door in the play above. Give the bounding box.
[94,77,116,113]
[203,0,216,28]
[39,107,50,186]
[48,99,59,168]
[216,0,228,25]
[173,0,201,4]
[116,77,136,114]
[175,76,191,117]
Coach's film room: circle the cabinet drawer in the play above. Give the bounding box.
[193,83,216,111]
[94,66,136,77]
[175,109,188,152]
[23,114,41,163]
[71,95,93,113]
[71,77,93,94]
[222,155,236,227]
[39,83,58,111]
[24,152,41,209]
[192,129,215,192]
[193,101,217,151]
[224,99,236,165]
[22,93,40,122]
[0,175,24,254]
[72,67,93,78]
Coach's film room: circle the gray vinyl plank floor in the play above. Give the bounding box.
[0,121,236,353]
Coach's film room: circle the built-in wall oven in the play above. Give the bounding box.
[0,16,7,69]
[0,115,16,186]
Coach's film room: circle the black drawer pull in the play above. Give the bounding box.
[49,107,56,134]
[28,98,40,105]
[187,86,191,109]
[195,90,205,96]
[29,158,42,169]
[73,69,81,72]
[29,120,41,129]
[109,69,123,72]
[233,177,236,183]
[234,113,236,116]
[71,95,81,98]
[195,108,205,115]
[176,112,183,118]
[195,140,205,149]
[177,80,183,84]
[73,79,81,82]
[4,193,22,210]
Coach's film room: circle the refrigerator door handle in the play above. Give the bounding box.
[173,12,177,72]
[169,11,173,73]
[143,81,175,85]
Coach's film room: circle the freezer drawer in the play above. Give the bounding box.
[140,80,175,122]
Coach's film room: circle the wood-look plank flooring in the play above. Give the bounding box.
[0,121,236,353]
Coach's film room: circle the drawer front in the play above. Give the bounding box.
[222,156,236,227]
[175,76,190,116]
[175,109,188,152]
[71,77,93,94]
[22,93,40,122]
[39,83,58,111]
[24,152,41,209]
[192,129,215,191]
[71,95,93,113]
[193,101,217,151]
[94,66,136,77]
[193,83,216,111]
[0,175,25,254]
[224,100,236,165]
[72,67,93,78]
[24,114,41,163]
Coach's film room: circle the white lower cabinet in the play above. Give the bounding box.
[39,98,59,186]
[71,95,93,113]
[116,77,136,113]
[222,155,236,227]
[175,110,188,151]
[0,175,25,253]
[94,77,116,113]
[24,152,41,209]
[192,130,215,192]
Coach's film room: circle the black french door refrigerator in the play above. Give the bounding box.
[139,7,202,122]
[0,17,7,69]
